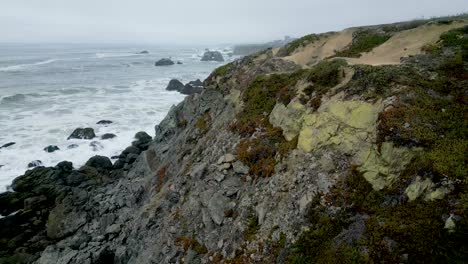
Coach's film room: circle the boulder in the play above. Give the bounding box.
[44,145,60,153]
[101,133,117,140]
[177,61,183,64]
[155,58,175,66]
[68,128,96,140]
[138,50,149,54]
[180,79,204,95]
[67,144,79,149]
[85,155,113,172]
[0,142,15,149]
[132,131,152,150]
[27,160,43,168]
[201,51,224,62]
[97,120,113,125]
[166,79,185,91]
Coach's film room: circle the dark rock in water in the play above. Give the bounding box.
[122,146,141,156]
[0,142,15,149]
[132,131,152,150]
[67,144,79,149]
[201,50,224,62]
[180,79,204,95]
[85,155,113,172]
[97,120,113,125]
[155,58,175,66]
[28,160,43,168]
[101,133,117,140]
[0,165,3,168]
[177,61,183,64]
[89,141,103,151]
[138,50,149,54]
[68,128,96,140]
[166,79,185,91]
[44,145,60,153]
[187,79,203,87]
[111,155,119,160]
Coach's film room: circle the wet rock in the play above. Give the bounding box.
[85,156,113,172]
[101,133,117,140]
[28,160,43,168]
[180,79,204,95]
[97,120,113,125]
[67,144,79,149]
[24,195,48,211]
[166,79,185,91]
[155,58,175,66]
[138,50,149,54]
[68,128,96,140]
[177,61,183,65]
[132,131,152,150]
[201,51,224,62]
[0,142,15,149]
[44,145,60,153]
[89,141,103,151]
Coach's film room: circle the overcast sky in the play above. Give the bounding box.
[0,0,466,44]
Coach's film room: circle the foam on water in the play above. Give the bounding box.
[0,44,234,191]
[0,59,58,72]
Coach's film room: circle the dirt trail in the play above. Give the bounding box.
[284,29,355,67]
[345,21,467,65]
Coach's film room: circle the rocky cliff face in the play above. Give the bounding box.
[1,16,468,264]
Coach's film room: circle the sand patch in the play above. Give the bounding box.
[284,29,355,67]
[345,21,467,65]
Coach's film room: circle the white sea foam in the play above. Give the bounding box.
[0,44,233,192]
[0,59,57,72]
[95,53,140,59]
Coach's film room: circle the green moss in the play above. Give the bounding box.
[335,30,391,58]
[304,59,347,95]
[245,215,260,241]
[278,34,319,56]
[213,63,233,77]
[195,112,211,132]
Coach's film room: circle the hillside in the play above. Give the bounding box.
[1,15,468,263]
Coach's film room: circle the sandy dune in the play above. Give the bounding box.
[345,21,467,65]
[284,29,355,67]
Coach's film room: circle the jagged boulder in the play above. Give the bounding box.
[97,120,113,125]
[201,51,224,62]
[101,133,117,140]
[155,58,175,66]
[68,128,96,140]
[180,79,204,95]
[44,145,60,153]
[0,142,15,149]
[166,79,185,91]
[28,160,43,168]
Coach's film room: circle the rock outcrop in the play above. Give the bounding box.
[155,58,175,66]
[68,128,96,140]
[1,16,468,264]
[201,50,224,62]
[165,79,204,95]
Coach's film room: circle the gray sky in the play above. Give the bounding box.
[0,0,466,44]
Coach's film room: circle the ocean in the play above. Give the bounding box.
[0,43,234,191]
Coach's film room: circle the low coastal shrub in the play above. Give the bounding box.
[176,236,208,255]
[303,59,347,95]
[278,34,319,56]
[335,30,391,58]
[195,112,211,133]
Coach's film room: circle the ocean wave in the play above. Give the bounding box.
[1,94,26,103]
[0,59,57,72]
[95,53,140,59]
